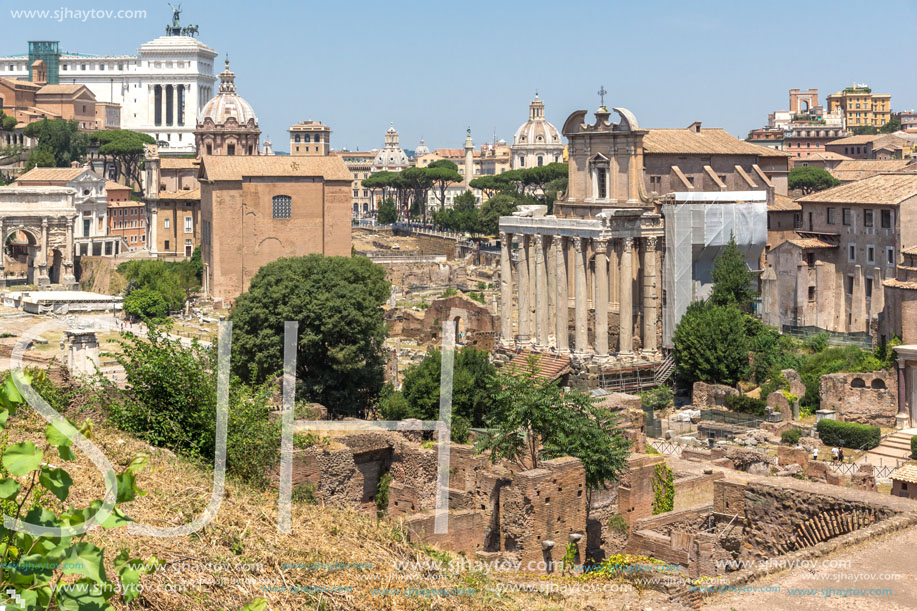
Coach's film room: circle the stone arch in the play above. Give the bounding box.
[255,236,284,263]
[48,248,63,284]
[453,314,465,343]
[3,227,40,285]
[850,377,866,388]
[870,378,887,390]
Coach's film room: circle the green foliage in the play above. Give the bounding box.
[638,386,674,412]
[377,197,398,224]
[433,190,479,234]
[651,462,674,514]
[673,301,749,386]
[375,472,393,516]
[468,291,486,304]
[0,373,158,609]
[724,394,767,416]
[123,287,168,320]
[803,332,829,354]
[851,125,878,135]
[90,130,155,193]
[425,161,464,209]
[873,336,902,369]
[442,288,458,298]
[879,117,902,134]
[745,316,802,384]
[477,194,518,236]
[474,356,631,495]
[384,347,496,437]
[118,258,200,314]
[816,419,880,450]
[788,166,841,195]
[0,109,17,131]
[710,234,756,311]
[560,541,578,576]
[22,119,88,169]
[230,255,390,417]
[781,428,802,445]
[607,513,629,535]
[798,345,880,410]
[291,483,317,505]
[911,436,917,460]
[189,246,203,283]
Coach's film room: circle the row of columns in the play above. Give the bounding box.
[500,232,659,356]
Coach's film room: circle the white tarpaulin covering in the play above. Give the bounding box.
[662,192,767,348]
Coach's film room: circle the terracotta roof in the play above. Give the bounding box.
[786,237,838,249]
[769,193,801,211]
[160,158,198,170]
[199,155,351,182]
[883,278,917,290]
[15,167,87,182]
[0,77,40,91]
[504,351,571,382]
[903,245,917,256]
[107,200,144,208]
[830,159,916,182]
[797,172,917,205]
[827,133,906,147]
[105,180,130,192]
[890,464,917,484]
[36,84,88,96]
[644,128,791,157]
[158,188,200,200]
[795,152,851,162]
[431,148,464,158]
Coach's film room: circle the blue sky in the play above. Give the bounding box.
[2,0,916,153]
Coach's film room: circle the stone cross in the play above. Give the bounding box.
[597,86,607,107]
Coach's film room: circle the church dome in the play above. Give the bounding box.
[414,138,430,158]
[200,58,257,125]
[512,95,562,147]
[372,123,410,170]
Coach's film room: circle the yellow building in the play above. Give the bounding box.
[289,120,331,156]
[826,84,891,129]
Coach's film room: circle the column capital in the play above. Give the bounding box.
[500,231,512,243]
[41,217,49,228]
[573,236,585,252]
[622,237,634,252]
[534,234,544,252]
[593,238,608,254]
[645,236,658,251]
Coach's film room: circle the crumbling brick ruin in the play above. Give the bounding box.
[818,370,898,427]
[384,295,496,350]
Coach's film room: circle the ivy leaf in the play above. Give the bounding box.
[39,466,74,502]
[3,441,44,476]
[115,471,145,504]
[0,408,9,430]
[0,373,29,414]
[240,599,269,611]
[24,506,60,529]
[46,420,76,448]
[0,477,21,499]
[17,586,52,610]
[124,453,149,475]
[56,578,114,609]
[63,542,108,584]
[58,445,77,461]
[87,500,132,529]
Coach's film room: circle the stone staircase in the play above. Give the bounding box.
[862,429,917,465]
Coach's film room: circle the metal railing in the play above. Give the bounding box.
[698,409,764,428]
[781,325,873,349]
[647,439,683,456]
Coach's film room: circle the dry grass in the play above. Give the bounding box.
[1,395,668,611]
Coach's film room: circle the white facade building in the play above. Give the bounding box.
[2,35,217,154]
[511,95,564,169]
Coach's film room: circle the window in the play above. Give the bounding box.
[164,218,170,229]
[842,208,851,226]
[294,135,300,142]
[808,286,816,301]
[184,217,192,234]
[848,244,856,262]
[164,240,170,251]
[826,207,836,224]
[881,210,891,228]
[867,246,875,264]
[793,213,802,229]
[537,156,544,166]
[596,167,607,199]
[272,195,292,219]
[887,247,895,266]
[864,209,873,227]
[227,144,235,155]
[846,275,854,295]
[866,278,873,299]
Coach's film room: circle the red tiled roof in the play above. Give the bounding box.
[504,351,571,382]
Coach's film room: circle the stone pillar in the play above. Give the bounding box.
[835,268,847,332]
[546,236,555,344]
[517,235,530,342]
[594,239,609,356]
[150,207,159,257]
[0,218,5,288]
[574,237,588,354]
[643,237,658,353]
[499,232,514,347]
[896,357,909,429]
[814,261,833,330]
[796,262,809,326]
[852,265,866,332]
[535,234,549,347]
[870,267,884,321]
[609,239,619,311]
[554,237,568,353]
[619,237,634,353]
[527,234,536,339]
[38,218,50,286]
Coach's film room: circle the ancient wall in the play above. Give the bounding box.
[819,370,898,427]
[617,454,666,527]
[692,382,738,408]
[673,472,724,511]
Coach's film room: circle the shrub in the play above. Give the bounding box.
[651,463,674,514]
[724,393,766,416]
[673,301,749,386]
[123,286,169,320]
[781,428,802,445]
[639,386,674,412]
[816,419,880,450]
[608,513,629,535]
[911,436,917,460]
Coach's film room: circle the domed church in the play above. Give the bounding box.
[511,94,564,169]
[372,124,410,171]
[194,57,260,157]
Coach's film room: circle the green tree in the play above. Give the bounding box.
[0,109,17,132]
[851,125,878,136]
[22,119,88,168]
[469,174,511,199]
[425,160,462,210]
[879,117,902,134]
[377,197,398,224]
[118,258,199,313]
[189,245,203,282]
[433,190,479,233]
[399,167,432,220]
[710,233,756,311]
[474,357,631,505]
[520,162,568,197]
[229,255,390,417]
[91,130,155,193]
[123,287,168,320]
[788,166,840,195]
[477,193,518,235]
[673,300,749,386]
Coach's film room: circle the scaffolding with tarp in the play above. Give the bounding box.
[28,41,60,84]
[661,192,768,348]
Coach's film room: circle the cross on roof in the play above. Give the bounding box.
[598,86,607,107]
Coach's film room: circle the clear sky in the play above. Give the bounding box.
[3,0,916,153]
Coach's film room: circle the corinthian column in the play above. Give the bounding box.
[574,236,588,354]
[619,237,634,353]
[499,232,514,347]
[554,237,568,353]
[643,237,658,353]
[535,235,548,347]
[517,235,530,342]
[594,239,609,356]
